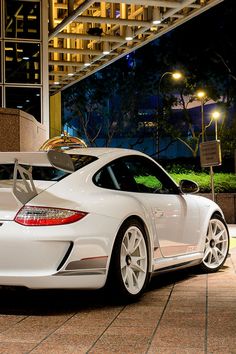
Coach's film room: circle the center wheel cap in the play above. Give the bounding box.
[126,255,132,266]
[210,239,215,248]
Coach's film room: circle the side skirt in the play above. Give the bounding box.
[152,252,203,274]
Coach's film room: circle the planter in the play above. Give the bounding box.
[199,193,236,224]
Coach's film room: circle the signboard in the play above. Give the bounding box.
[200,140,222,167]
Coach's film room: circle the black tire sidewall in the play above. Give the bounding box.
[108,218,150,300]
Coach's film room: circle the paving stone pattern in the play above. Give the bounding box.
[0,249,236,354]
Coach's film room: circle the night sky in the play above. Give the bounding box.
[160,0,235,77]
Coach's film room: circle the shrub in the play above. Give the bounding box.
[170,172,236,193]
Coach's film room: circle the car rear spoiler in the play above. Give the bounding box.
[0,151,75,204]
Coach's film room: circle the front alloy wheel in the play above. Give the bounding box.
[108,219,149,300]
[200,215,229,272]
[120,225,148,295]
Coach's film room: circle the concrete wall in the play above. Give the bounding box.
[200,193,236,224]
[0,108,47,151]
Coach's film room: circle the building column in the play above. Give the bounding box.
[50,92,61,138]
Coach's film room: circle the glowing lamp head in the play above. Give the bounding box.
[125,27,133,41]
[197,91,206,99]
[212,111,220,120]
[172,72,182,80]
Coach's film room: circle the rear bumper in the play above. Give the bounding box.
[0,216,114,288]
[0,273,107,289]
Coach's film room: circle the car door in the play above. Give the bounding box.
[113,155,200,257]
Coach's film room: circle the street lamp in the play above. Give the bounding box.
[158,71,183,93]
[156,71,183,155]
[212,110,220,140]
[197,90,206,142]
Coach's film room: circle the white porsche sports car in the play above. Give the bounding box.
[0,148,229,299]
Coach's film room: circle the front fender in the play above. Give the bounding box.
[196,195,225,252]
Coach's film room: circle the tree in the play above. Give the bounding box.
[63,73,119,146]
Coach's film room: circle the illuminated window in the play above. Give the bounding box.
[5,42,40,84]
[5,0,40,40]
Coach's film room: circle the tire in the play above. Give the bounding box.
[107,219,150,301]
[199,214,229,273]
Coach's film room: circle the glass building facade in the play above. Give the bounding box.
[0,0,48,124]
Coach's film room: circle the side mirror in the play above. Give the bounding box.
[179,179,199,194]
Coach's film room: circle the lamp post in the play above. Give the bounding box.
[158,71,182,97]
[197,90,206,142]
[209,110,221,203]
[156,71,182,156]
[212,110,220,140]
[197,90,214,199]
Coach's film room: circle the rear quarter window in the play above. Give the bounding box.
[0,154,97,181]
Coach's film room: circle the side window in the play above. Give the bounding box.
[109,160,139,192]
[93,160,139,192]
[94,167,116,189]
[122,156,178,194]
[93,155,178,194]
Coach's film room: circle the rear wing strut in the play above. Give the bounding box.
[0,151,75,205]
[13,159,38,205]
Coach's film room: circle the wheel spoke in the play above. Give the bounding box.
[216,239,227,245]
[130,268,140,290]
[216,247,225,257]
[128,230,140,254]
[204,248,213,264]
[122,266,128,282]
[205,236,210,244]
[209,249,214,264]
[121,242,128,269]
[132,236,142,255]
[204,235,210,248]
[126,267,134,290]
[120,256,127,269]
[126,231,135,253]
[208,222,214,239]
[215,230,226,243]
[121,241,128,255]
[130,256,146,273]
[212,247,220,265]
[203,247,211,261]
[212,222,218,236]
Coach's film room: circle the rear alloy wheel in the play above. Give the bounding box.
[200,215,229,272]
[108,219,149,300]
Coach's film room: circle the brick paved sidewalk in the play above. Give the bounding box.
[0,248,236,353]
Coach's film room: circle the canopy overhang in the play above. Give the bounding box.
[49,0,223,94]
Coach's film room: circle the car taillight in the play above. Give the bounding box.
[14,206,87,226]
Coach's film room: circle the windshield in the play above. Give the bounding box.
[0,154,97,181]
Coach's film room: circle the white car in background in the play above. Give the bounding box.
[0,148,229,300]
